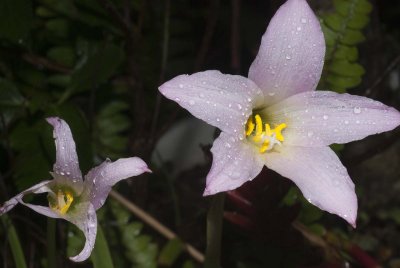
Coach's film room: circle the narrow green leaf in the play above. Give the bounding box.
[158,238,184,266]
[329,60,365,77]
[47,46,76,67]
[91,226,115,268]
[347,13,370,29]
[1,215,28,268]
[321,24,338,47]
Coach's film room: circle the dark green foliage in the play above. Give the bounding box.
[319,0,373,92]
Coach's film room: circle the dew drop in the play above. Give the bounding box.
[301,18,307,24]
[189,100,195,105]
[285,55,291,60]
[179,84,184,88]
[353,106,361,114]
[323,115,329,120]
[216,118,220,122]
[344,120,349,125]
[307,131,314,137]
[247,97,252,102]
[228,103,232,108]
[268,92,276,96]
[296,26,302,31]
[175,97,180,102]
[237,104,242,110]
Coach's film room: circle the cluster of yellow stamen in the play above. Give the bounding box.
[50,190,74,214]
[245,114,287,153]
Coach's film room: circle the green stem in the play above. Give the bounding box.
[47,218,56,268]
[1,215,27,268]
[90,225,114,268]
[204,193,225,268]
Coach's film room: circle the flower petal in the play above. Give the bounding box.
[248,0,325,105]
[85,157,151,210]
[265,146,357,226]
[204,132,265,196]
[47,117,83,181]
[265,91,400,146]
[68,202,97,262]
[0,180,53,215]
[159,70,264,136]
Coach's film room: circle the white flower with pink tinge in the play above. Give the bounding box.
[159,0,400,227]
[0,117,151,262]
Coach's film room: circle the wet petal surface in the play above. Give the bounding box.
[47,117,83,182]
[159,70,264,137]
[248,0,325,105]
[265,146,357,226]
[265,91,400,146]
[85,157,150,210]
[204,132,265,195]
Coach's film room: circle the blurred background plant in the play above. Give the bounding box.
[0,0,399,267]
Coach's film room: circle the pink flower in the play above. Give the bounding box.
[0,117,151,262]
[158,0,400,226]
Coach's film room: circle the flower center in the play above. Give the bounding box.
[49,189,74,214]
[245,114,287,153]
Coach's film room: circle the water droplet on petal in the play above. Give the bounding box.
[179,84,184,88]
[353,107,361,114]
[296,26,302,31]
[268,92,275,96]
[189,100,195,105]
[301,18,307,24]
[344,120,349,125]
[286,55,291,60]
[323,115,329,120]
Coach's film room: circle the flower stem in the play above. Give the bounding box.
[204,193,225,268]
[47,218,56,268]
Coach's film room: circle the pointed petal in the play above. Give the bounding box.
[265,146,357,226]
[159,70,264,136]
[204,132,265,196]
[68,203,97,262]
[47,117,83,181]
[85,157,151,210]
[0,180,52,215]
[265,91,400,146]
[248,0,325,105]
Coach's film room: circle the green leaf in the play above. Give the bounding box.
[158,238,184,266]
[45,18,70,38]
[0,0,33,44]
[340,29,365,45]
[70,44,124,93]
[327,74,362,88]
[347,13,370,29]
[323,14,343,32]
[307,223,326,237]
[334,0,373,16]
[91,226,115,268]
[1,215,28,268]
[329,60,365,77]
[333,45,358,61]
[47,47,76,67]
[0,79,25,109]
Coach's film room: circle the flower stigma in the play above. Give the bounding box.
[49,189,74,214]
[245,114,287,153]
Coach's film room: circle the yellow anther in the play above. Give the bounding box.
[273,123,287,142]
[255,115,263,136]
[259,140,270,153]
[245,117,255,136]
[50,190,74,214]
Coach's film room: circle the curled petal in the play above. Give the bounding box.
[204,132,265,196]
[159,70,264,137]
[248,0,325,105]
[85,157,151,210]
[265,91,400,146]
[0,180,54,215]
[47,117,83,181]
[68,203,97,262]
[265,146,357,226]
